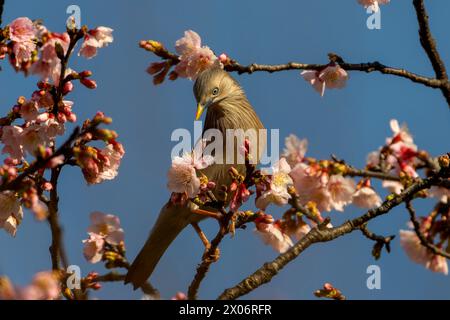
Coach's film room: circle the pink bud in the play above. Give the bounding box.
[36,112,50,123]
[79,70,93,78]
[42,182,53,191]
[218,53,228,63]
[80,78,97,89]
[63,81,74,95]
[57,112,67,123]
[67,112,77,123]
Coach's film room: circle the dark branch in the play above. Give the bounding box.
[413,0,450,106]
[96,272,160,298]
[0,0,4,27]
[344,167,401,182]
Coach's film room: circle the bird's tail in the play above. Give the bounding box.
[125,203,191,290]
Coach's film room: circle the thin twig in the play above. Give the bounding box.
[405,201,450,259]
[96,272,160,298]
[48,166,69,270]
[145,44,448,90]
[344,167,401,182]
[0,0,5,27]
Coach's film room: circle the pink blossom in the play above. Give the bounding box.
[290,163,330,211]
[254,219,293,253]
[9,17,36,42]
[1,126,24,161]
[94,144,124,184]
[290,162,356,212]
[0,191,23,237]
[429,186,450,204]
[171,292,187,300]
[174,30,217,80]
[19,100,39,122]
[256,158,293,210]
[357,0,390,12]
[79,27,114,59]
[0,272,60,300]
[87,211,124,246]
[301,65,348,97]
[0,277,17,300]
[368,120,419,194]
[167,144,214,198]
[399,230,448,275]
[286,220,311,241]
[230,182,251,212]
[21,124,48,155]
[11,40,36,68]
[352,186,382,208]
[22,272,61,300]
[32,32,70,84]
[282,134,308,167]
[327,175,356,212]
[83,232,106,263]
[47,155,65,168]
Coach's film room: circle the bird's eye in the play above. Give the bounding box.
[212,87,219,96]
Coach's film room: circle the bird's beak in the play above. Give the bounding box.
[195,103,205,120]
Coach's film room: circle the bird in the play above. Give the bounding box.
[125,67,265,290]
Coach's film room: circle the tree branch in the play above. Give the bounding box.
[96,272,160,298]
[217,171,447,300]
[412,0,450,106]
[48,165,69,270]
[0,0,4,27]
[344,167,401,182]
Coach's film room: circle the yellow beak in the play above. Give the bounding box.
[195,103,205,120]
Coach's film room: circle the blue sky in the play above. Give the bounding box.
[0,0,449,300]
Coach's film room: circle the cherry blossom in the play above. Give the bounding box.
[429,186,450,204]
[167,142,214,198]
[174,30,218,80]
[286,219,311,241]
[282,134,308,167]
[76,143,125,185]
[79,27,114,59]
[32,32,70,84]
[367,119,419,194]
[352,183,382,209]
[254,215,293,253]
[1,126,24,161]
[256,158,293,210]
[357,0,390,12]
[0,271,61,300]
[171,292,188,300]
[83,232,106,263]
[301,65,348,97]
[0,191,23,237]
[88,211,125,246]
[83,212,124,263]
[21,271,61,300]
[399,229,448,275]
[8,17,36,42]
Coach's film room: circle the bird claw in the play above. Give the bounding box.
[203,246,220,262]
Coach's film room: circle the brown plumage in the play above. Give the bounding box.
[125,68,264,289]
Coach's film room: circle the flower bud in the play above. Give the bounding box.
[80,78,97,89]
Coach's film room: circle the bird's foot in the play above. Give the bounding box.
[203,246,220,262]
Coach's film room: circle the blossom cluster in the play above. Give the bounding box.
[83,211,125,264]
[0,17,123,237]
[0,271,61,300]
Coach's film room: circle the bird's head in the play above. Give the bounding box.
[193,67,243,120]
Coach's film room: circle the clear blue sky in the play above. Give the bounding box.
[0,0,449,300]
